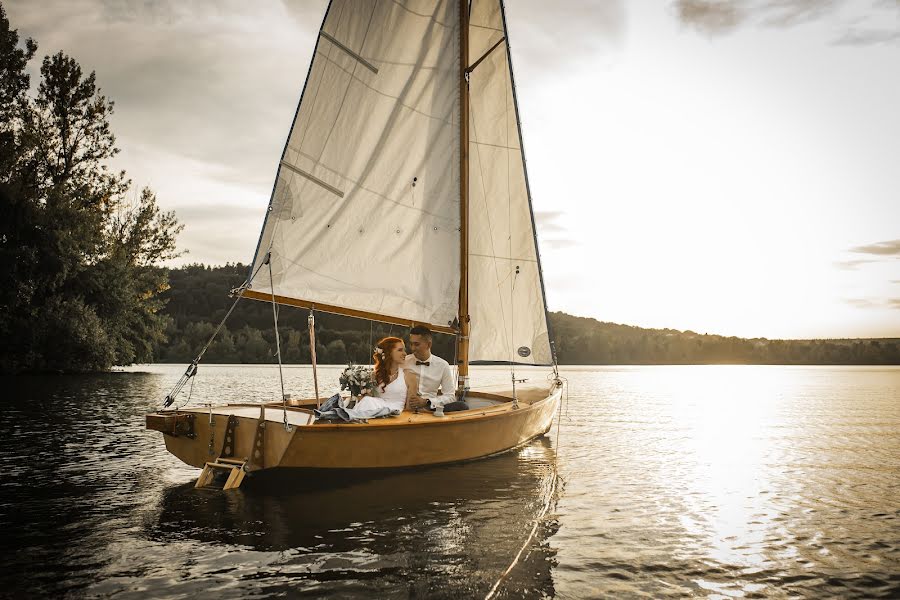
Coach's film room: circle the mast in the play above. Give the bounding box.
[457,0,471,390]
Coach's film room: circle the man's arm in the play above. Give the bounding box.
[440,362,455,396]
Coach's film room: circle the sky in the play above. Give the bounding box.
[6,0,900,339]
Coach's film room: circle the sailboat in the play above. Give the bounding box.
[146,0,563,487]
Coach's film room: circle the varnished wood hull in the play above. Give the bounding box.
[149,383,562,471]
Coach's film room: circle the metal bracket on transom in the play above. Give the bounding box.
[194,407,268,491]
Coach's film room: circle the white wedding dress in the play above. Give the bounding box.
[355,369,407,413]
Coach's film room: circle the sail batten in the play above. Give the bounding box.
[278,161,344,197]
[320,31,380,74]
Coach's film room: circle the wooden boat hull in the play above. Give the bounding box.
[148,383,562,471]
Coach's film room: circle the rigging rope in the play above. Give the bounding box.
[309,309,321,408]
[510,266,519,408]
[268,254,290,431]
[162,259,269,409]
[554,374,569,449]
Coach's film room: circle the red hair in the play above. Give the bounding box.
[373,336,404,391]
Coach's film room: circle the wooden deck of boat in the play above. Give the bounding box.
[172,384,552,429]
[307,385,553,428]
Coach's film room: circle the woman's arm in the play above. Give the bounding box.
[404,370,426,410]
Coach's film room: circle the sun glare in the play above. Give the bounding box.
[654,367,787,570]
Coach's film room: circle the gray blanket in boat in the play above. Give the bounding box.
[313,393,400,423]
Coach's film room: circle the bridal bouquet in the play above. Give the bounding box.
[339,364,378,398]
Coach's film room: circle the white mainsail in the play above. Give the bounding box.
[249,0,461,328]
[246,0,554,366]
[466,0,553,365]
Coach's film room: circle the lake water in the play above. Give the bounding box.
[2,365,899,598]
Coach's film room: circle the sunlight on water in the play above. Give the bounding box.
[667,367,783,570]
[551,365,900,598]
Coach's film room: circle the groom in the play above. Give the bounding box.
[405,325,469,413]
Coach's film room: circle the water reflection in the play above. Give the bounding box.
[0,369,560,598]
[145,445,560,597]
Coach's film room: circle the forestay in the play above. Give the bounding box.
[248,0,461,328]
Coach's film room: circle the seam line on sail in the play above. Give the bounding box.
[470,140,521,150]
[279,161,344,197]
[285,145,458,224]
[275,253,441,314]
[312,52,454,126]
[469,23,503,33]
[469,253,538,263]
[387,0,453,27]
[320,31,379,74]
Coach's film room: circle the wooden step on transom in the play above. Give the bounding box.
[194,459,247,490]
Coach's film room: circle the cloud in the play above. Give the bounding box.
[833,258,876,270]
[7,0,324,189]
[848,239,900,256]
[671,0,900,45]
[844,297,900,310]
[502,0,625,77]
[171,203,263,225]
[534,210,566,233]
[534,210,577,249]
[758,0,840,28]
[544,239,579,249]
[834,26,900,45]
[844,297,880,309]
[170,204,266,264]
[671,0,746,35]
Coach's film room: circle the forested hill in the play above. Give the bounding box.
[154,264,900,366]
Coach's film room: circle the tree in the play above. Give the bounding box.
[0,4,182,372]
[0,3,35,174]
[324,339,348,364]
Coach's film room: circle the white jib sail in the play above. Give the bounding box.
[249,0,461,328]
[466,0,553,365]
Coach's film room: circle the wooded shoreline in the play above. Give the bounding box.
[154,264,900,367]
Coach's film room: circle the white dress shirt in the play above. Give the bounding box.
[404,352,456,407]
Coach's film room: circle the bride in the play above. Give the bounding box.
[354,336,421,413]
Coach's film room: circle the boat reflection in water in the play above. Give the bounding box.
[146,438,560,597]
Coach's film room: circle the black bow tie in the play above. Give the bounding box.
[416,361,430,366]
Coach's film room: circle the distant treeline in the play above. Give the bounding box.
[154,264,900,366]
